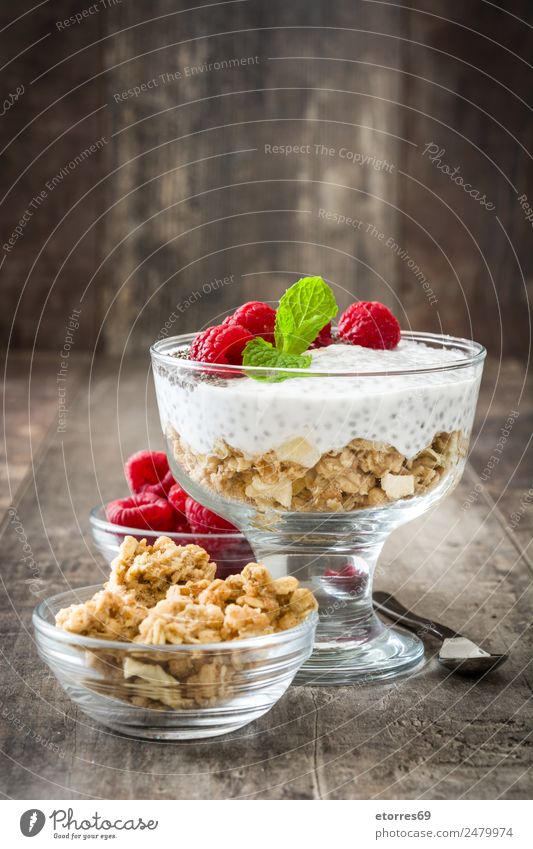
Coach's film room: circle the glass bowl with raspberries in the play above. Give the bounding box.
[150,277,486,684]
[90,449,255,579]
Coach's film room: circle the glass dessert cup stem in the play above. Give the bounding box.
[245,516,425,685]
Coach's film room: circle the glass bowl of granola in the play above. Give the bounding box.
[33,535,318,740]
[150,278,486,684]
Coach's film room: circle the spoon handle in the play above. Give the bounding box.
[373,591,460,641]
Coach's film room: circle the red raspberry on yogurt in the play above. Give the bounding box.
[338,301,400,350]
[310,322,333,348]
[190,323,254,365]
[224,301,276,344]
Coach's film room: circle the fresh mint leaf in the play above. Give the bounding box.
[242,337,312,382]
[240,276,337,382]
[274,275,338,355]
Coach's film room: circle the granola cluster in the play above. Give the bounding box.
[55,588,147,642]
[106,535,216,607]
[169,429,465,513]
[55,536,317,711]
[57,537,316,643]
[137,565,316,645]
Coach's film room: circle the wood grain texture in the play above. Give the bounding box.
[0,357,530,800]
[100,0,405,355]
[0,352,88,512]
[399,0,533,359]
[467,358,533,562]
[1,1,531,357]
[0,0,107,351]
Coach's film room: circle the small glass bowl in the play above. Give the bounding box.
[90,505,255,579]
[33,587,318,740]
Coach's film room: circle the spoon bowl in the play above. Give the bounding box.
[373,591,509,677]
[438,653,508,675]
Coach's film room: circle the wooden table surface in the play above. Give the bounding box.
[0,354,531,800]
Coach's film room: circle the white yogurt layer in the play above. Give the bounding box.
[153,341,482,461]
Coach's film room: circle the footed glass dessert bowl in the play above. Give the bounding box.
[151,330,485,684]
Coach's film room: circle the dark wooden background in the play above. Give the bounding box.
[1,0,531,358]
[0,2,531,801]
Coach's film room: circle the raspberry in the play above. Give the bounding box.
[211,538,256,579]
[125,450,173,495]
[224,301,276,343]
[184,497,238,534]
[324,564,365,578]
[142,469,176,499]
[190,323,254,365]
[167,483,191,532]
[338,301,400,349]
[310,321,333,348]
[171,516,191,534]
[105,492,175,531]
[324,563,367,594]
[167,483,188,516]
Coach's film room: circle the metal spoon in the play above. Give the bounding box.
[373,591,508,675]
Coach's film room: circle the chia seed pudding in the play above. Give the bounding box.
[152,339,483,512]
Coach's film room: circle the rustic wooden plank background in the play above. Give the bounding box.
[0,0,531,802]
[0,356,530,800]
[1,0,531,357]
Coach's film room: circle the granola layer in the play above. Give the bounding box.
[169,429,466,512]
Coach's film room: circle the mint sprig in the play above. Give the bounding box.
[242,337,311,382]
[275,276,338,354]
[242,276,337,382]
